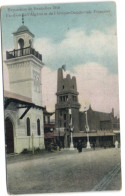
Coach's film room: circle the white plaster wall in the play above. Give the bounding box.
[5,55,43,106]
[13,32,33,49]
[16,107,45,153]
[15,136,44,154]
[5,106,45,154]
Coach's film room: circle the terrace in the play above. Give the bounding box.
[6,46,42,61]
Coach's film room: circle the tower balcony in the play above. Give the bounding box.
[6,46,42,61]
[55,102,81,109]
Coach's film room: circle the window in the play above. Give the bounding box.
[37,119,40,136]
[26,117,30,136]
[74,96,77,102]
[59,96,63,102]
[62,85,64,89]
[59,120,61,127]
[18,38,24,49]
[18,38,24,56]
[64,122,66,127]
[33,71,40,93]
[60,111,62,116]
[64,114,66,120]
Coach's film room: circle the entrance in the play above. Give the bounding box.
[5,118,14,153]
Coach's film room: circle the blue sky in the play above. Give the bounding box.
[1,2,118,73]
[2,2,119,114]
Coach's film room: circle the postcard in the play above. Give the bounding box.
[1,1,121,194]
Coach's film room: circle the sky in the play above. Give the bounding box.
[1,2,119,116]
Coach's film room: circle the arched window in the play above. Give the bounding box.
[26,117,30,136]
[18,38,24,49]
[37,119,40,136]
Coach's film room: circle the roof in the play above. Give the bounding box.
[17,25,29,32]
[81,106,113,121]
[44,124,55,128]
[4,90,45,110]
[43,106,55,116]
[4,90,32,104]
[13,25,34,37]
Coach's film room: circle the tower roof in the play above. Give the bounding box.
[13,25,34,37]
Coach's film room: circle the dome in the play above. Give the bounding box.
[17,25,30,33]
[13,25,34,37]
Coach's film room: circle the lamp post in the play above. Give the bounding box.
[70,127,75,150]
[68,106,74,150]
[85,110,91,149]
[58,121,61,150]
[32,132,34,154]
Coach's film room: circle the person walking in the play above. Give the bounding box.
[77,140,82,153]
[93,142,95,150]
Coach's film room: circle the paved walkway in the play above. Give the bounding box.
[6,147,104,163]
[6,148,121,194]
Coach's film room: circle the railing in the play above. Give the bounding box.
[55,102,80,109]
[6,46,42,61]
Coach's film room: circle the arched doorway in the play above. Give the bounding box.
[5,118,14,153]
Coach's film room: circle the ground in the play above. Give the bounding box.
[6,148,121,194]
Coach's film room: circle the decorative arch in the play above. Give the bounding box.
[18,38,24,49]
[4,112,16,133]
[5,117,14,153]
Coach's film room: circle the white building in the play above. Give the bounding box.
[4,24,45,153]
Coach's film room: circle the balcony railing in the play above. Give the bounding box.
[6,46,42,61]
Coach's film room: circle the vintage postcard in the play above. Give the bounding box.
[1,1,121,194]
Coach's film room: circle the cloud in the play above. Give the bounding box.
[42,66,57,111]
[34,27,118,72]
[73,63,119,114]
[41,63,119,116]
[3,58,119,116]
[3,26,119,116]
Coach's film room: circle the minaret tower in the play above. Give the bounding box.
[5,15,44,106]
[55,68,80,147]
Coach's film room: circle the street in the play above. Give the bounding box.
[6,148,121,194]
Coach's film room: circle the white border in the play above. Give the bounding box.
[0,1,125,196]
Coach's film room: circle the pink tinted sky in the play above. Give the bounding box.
[2,9,119,117]
[4,63,119,116]
[41,63,119,116]
[3,28,119,116]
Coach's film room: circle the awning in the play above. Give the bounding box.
[53,131,115,137]
[73,131,115,137]
[44,132,54,139]
[54,132,65,137]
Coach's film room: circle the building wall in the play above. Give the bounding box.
[79,107,117,132]
[5,103,45,153]
[13,31,34,49]
[55,68,80,132]
[5,55,43,106]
